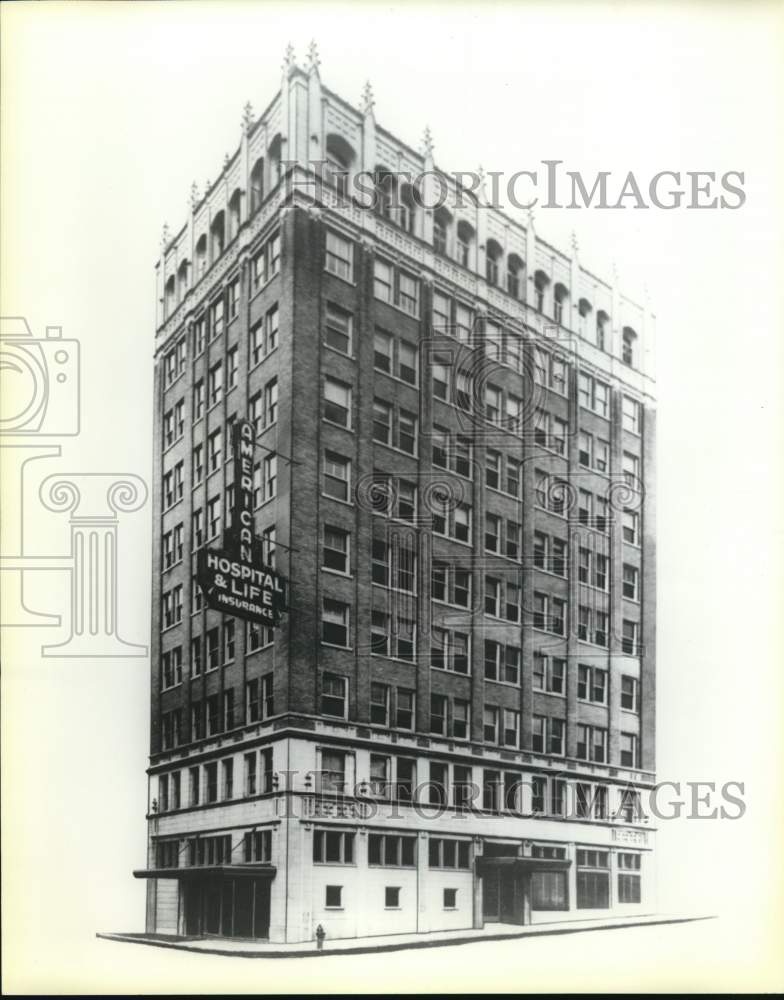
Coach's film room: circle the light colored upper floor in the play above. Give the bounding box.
[155,43,655,387]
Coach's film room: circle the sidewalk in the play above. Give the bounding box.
[97,913,713,959]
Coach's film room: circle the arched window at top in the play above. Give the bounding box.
[399,181,416,235]
[578,297,592,337]
[325,134,355,198]
[177,259,190,300]
[250,158,264,215]
[164,275,176,319]
[485,239,502,287]
[228,188,243,242]
[375,167,397,221]
[195,234,208,277]
[456,220,475,269]
[268,134,283,187]
[596,310,609,351]
[433,205,452,256]
[210,211,225,261]
[534,270,550,313]
[622,326,638,367]
[507,254,524,300]
[553,282,569,325]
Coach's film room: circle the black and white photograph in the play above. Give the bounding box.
[1,1,783,993]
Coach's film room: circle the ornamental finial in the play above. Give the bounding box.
[283,42,296,71]
[422,125,434,156]
[190,182,200,209]
[571,230,579,254]
[161,223,170,249]
[242,101,254,134]
[361,80,374,115]
[306,39,320,72]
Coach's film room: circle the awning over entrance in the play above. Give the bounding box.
[475,856,571,875]
[133,864,276,881]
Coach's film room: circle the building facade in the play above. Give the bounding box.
[139,46,657,944]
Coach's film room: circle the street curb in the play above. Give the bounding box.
[97,914,716,960]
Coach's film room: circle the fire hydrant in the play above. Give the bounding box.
[315,924,326,951]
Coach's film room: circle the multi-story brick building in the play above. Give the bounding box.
[138,45,657,944]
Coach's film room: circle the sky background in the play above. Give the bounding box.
[2,1,783,992]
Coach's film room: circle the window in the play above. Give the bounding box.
[484,641,521,686]
[374,258,393,303]
[323,451,351,502]
[207,428,222,472]
[161,585,183,629]
[325,302,352,355]
[370,682,389,726]
[322,601,350,648]
[161,647,183,690]
[324,377,351,428]
[618,853,642,903]
[532,716,565,756]
[533,592,566,635]
[384,886,401,909]
[206,495,221,539]
[623,510,640,545]
[622,619,640,655]
[264,377,278,427]
[622,328,637,367]
[502,709,520,747]
[532,653,565,695]
[433,427,473,478]
[622,396,641,434]
[371,471,417,522]
[325,230,353,281]
[621,675,640,713]
[443,888,458,910]
[223,619,235,662]
[323,526,350,574]
[576,724,608,763]
[431,562,471,608]
[243,829,273,864]
[368,834,416,868]
[620,732,640,769]
[430,628,470,675]
[398,271,419,316]
[429,838,471,869]
[577,664,608,704]
[371,604,416,661]
[429,694,447,735]
[577,850,610,909]
[191,508,204,550]
[483,706,499,744]
[396,689,415,730]
[453,700,470,740]
[432,499,472,544]
[246,675,274,722]
[619,787,641,822]
[325,885,343,908]
[314,831,354,866]
[162,462,184,509]
[623,451,640,487]
[318,751,347,795]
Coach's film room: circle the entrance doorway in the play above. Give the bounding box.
[482,865,527,925]
[183,876,270,938]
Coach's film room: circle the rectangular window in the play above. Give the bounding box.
[325,231,353,281]
[370,682,390,726]
[321,600,350,648]
[428,839,471,869]
[623,563,639,599]
[396,689,415,730]
[374,258,393,303]
[623,396,641,434]
[318,751,347,796]
[323,451,351,502]
[314,830,354,865]
[325,302,353,355]
[429,694,447,736]
[323,525,349,574]
[398,271,419,316]
[324,377,351,428]
[620,732,640,769]
[621,675,640,713]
